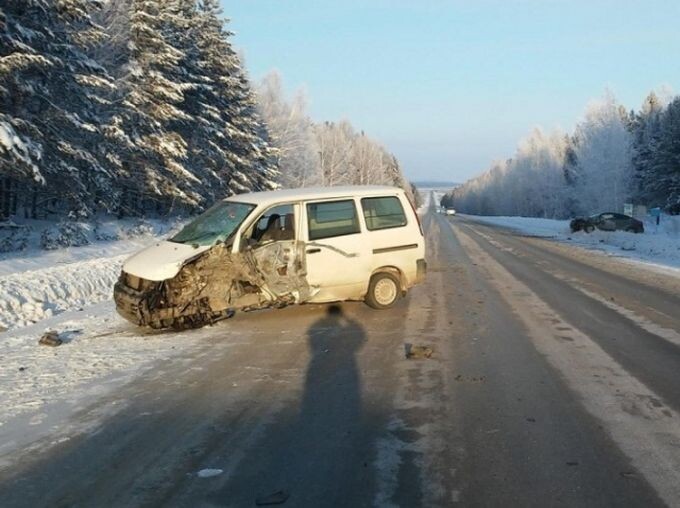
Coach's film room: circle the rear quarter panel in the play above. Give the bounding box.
[361,193,425,288]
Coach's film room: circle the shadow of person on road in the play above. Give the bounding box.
[299,304,366,429]
[211,304,373,507]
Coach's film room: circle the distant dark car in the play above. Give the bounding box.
[570,212,644,234]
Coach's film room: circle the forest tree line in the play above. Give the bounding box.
[0,0,412,221]
[447,90,680,218]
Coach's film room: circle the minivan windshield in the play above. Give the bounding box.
[170,201,255,246]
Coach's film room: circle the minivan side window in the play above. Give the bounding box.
[361,196,407,231]
[307,200,360,240]
[249,203,295,247]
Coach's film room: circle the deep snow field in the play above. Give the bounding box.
[462,213,680,272]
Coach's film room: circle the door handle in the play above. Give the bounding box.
[306,248,321,254]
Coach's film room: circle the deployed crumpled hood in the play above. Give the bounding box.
[122,240,212,281]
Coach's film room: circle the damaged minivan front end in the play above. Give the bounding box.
[113,199,308,329]
[114,243,294,329]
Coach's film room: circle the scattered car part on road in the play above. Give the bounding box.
[404,343,433,359]
[38,330,62,347]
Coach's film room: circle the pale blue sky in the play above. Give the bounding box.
[222,0,680,182]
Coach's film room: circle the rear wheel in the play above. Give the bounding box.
[365,272,400,309]
[584,225,595,233]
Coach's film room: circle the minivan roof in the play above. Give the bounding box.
[224,185,403,207]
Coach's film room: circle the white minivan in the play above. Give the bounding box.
[114,186,426,329]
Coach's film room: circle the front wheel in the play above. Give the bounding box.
[584,225,595,233]
[365,272,401,309]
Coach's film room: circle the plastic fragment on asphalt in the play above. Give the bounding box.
[404,343,433,359]
[196,468,223,478]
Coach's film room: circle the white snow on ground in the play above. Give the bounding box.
[462,214,680,270]
[0,237,163,331]
[0,218,186,331]
[0,217,213,464]
[0,301,211,464]
[0,235,161,277]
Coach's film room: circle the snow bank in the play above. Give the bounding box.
[463,214,680,270]
[0,217,185,331]
[0,253,129,330]
[0,216,183,256]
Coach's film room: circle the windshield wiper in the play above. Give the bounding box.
[173,230,217,245]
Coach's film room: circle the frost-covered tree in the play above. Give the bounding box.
[257,71,321,187]
[451,128,568,217]
[100,0,276,215]
[0,0,115,217]
[104,0,202,216]
[632,92,665,204]
[2,1,401,222]
[570,92,633,214]
[192,0,277,196]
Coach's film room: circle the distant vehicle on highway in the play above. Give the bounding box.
[570,212,644,234]
[445,208,456,216]
[115,186,426,329]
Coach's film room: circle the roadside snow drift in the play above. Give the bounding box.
[0,220,182,332]
[462,214,680,270]
[0,254,128,330]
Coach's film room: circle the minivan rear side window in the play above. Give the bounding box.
[361,196,407,231]
[307,200,360,240]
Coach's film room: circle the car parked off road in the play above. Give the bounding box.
[570,212,644,234]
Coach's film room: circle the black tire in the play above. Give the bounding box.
[584,225,595,233]
[365,272,401,309]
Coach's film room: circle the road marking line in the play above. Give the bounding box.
[454,224,680,506]
[465,222,680,349]
[372,215,457,508]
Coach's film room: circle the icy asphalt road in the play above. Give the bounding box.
[1,207,680,507]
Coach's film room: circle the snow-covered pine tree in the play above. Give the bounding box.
[648,97,680,209]
[632,92,665,205]
[0,0,115,218]
[193,0,277,197]
[105,0,201,216]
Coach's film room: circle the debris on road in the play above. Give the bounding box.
[404,343,433,359]
[196,468,223,478]
[255,490,290,506]
[39,330,63,347]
